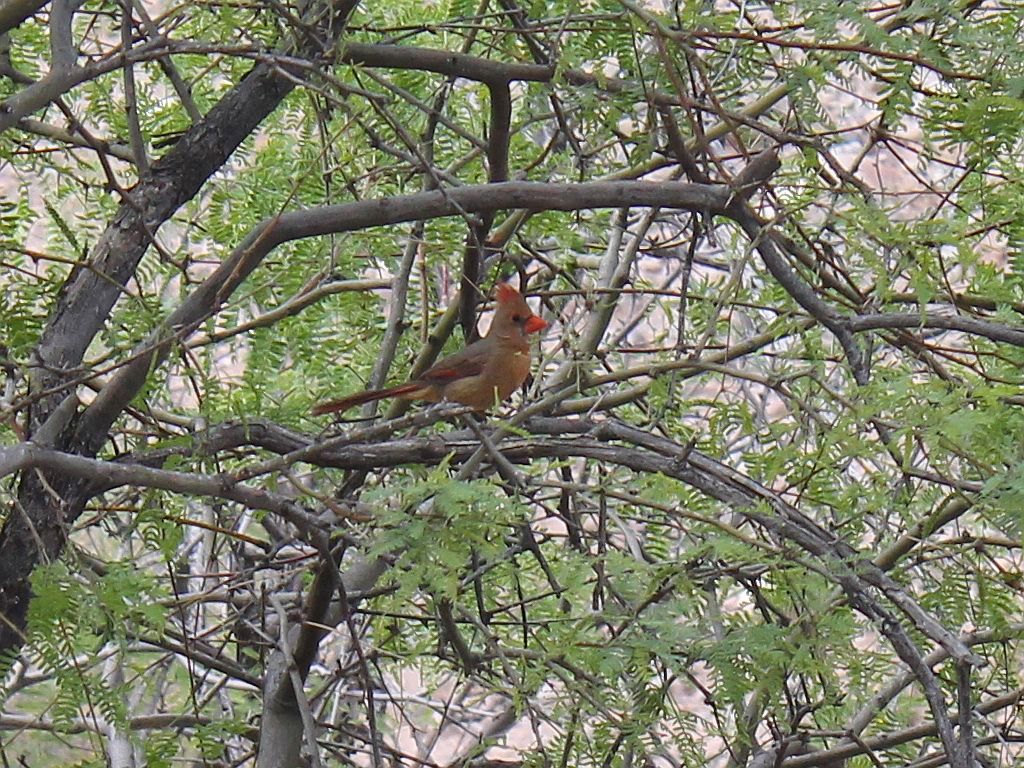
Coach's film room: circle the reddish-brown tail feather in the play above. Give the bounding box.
[311,383,425,416]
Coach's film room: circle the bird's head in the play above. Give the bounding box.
[494,282,547,338]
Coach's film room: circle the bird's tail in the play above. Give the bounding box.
[311,383,426,416]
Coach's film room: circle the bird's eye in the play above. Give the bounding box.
[511,314,524,323]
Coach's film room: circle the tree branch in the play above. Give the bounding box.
[0,443,329,543]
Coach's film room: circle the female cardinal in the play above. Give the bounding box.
[312,283,547,415]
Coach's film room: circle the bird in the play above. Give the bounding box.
[312,282,547,415]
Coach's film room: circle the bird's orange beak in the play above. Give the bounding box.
[524,315,547,334]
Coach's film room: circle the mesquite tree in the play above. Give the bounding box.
[1,1,1022,767]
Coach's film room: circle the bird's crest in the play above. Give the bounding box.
[495,282,521,303]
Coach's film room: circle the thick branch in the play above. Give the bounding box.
[0,443,328,542]
[851,312,1024,347]
[0,0,48,34]
[341,42,552,85]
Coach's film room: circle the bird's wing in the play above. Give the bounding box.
[418,339,488,384]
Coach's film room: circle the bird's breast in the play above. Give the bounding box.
[440,347,532,410]
[490,348,532,400]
